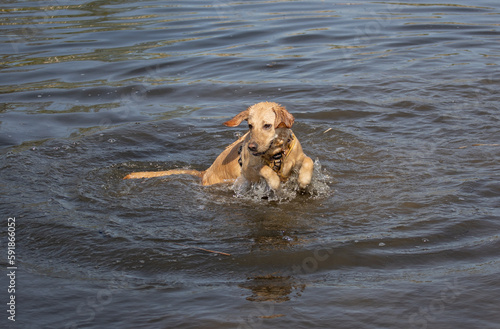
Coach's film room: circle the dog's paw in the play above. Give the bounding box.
[259,166,281,191]
[298,157,314,189]
[298,174,312,190]
[268,178,281,191]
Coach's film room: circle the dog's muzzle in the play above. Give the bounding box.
[248,140,273,156]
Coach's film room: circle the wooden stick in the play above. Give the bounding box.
[458,143,499,149]
[471,143,499,147]
[172,242,231,256]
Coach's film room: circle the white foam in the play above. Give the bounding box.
[231,159,332,202]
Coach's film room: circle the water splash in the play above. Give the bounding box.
[231,159,332,202]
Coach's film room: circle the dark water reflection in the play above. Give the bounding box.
[1,1,499,328]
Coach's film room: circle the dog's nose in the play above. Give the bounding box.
[248,142,258,152]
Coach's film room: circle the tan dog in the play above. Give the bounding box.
[224,102,314,190]
[124,102,314,190]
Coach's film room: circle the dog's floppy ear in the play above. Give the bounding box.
[223,108,250,127]
[273,104,294,128]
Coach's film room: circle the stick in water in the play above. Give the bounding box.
[172,242,231,256]
[458,143,499,149]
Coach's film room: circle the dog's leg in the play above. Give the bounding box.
[259,165,281,190]
[298,156,314,189]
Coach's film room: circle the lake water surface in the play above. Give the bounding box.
[1,1,499,328]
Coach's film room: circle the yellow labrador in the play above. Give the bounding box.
[124,102,314,190]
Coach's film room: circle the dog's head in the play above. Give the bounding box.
[224,102,294,156]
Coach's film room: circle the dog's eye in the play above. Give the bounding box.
[248,124,253,130]
[263,124,272,130]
